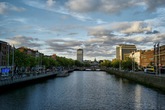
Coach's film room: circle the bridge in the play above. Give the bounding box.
[74,67,105,71]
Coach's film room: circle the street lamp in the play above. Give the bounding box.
[154,42,161,75]
[119,59,121,71]
[132,52,134,72]
[119,52,121,71]
[7,43,10,67]
[12,45,15,76]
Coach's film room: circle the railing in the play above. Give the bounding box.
[0,72,57,87]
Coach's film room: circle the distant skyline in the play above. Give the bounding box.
[0,0,165,60]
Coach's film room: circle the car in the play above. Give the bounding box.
[144,66,154,73]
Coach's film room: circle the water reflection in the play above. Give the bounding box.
[0,71,165,110]
[134,85,142,110]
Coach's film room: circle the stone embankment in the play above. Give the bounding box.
[0,72,57,92]
[107,69,165,92]
[0,69,75,92]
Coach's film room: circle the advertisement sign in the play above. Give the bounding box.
[1,68,10,76]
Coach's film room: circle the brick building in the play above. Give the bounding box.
[0,41,11,66]
[52,54,56,60]
[17,47,44,57]
[140,50,154,67]
[160,45,165,66]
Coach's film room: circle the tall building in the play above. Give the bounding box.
[116,44,137,60]
[77,49,83,62]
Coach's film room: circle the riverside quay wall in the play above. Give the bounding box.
[0,72,57,93]
[107,70,165,92]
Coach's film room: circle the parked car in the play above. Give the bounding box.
[144,66,154,73]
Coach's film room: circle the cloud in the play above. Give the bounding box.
[47,0,56,7]
[88,21,153,36]
[67,32,78,36]
[146,30,159,34]
[120,21,152,34]
[24,0,90,21]
[66,0,165,14]
[66,0,140,14]
[45,39,83,52]
[88,26,164,47]
[0,2,25,14]
[7,35,41,48]
[66,0,100,13]
[24,0,106,23]
[144,0,165,12]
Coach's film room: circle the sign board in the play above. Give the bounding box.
[1,68,10,76]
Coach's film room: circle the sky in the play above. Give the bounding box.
[0,0,165,61]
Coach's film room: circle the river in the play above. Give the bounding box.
[0,71,165,110]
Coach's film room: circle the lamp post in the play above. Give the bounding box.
[154,44,157,75]
[154,43,161,75]
[119,52,121,71]
[132,52,134,72]
[158,43,161,75]
[7,43,10,67]
[119,59,121,71]
[12,45,15,76]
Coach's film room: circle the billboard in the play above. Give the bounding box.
[1,68,10,76]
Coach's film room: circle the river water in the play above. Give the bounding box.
[0,71,165,110]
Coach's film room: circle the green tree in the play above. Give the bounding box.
[75,60,83,67]
[111,59,120,68]
[100,60,111,67]
[122,57,138,70]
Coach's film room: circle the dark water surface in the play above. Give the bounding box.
[0,71,165,110]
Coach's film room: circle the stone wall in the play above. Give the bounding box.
[107,70,165,92]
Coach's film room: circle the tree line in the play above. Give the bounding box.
[8,49,138,71]
[100,58,138,71]
[9,49,90,70]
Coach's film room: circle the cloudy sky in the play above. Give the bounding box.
[0,0,165,60]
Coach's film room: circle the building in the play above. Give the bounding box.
[154,45,165,66]
[0,40,11,66]
[17,47,44,71]
[51,54,56,60]
[160,45,165,66]
[17,47,43,58]
[116,44,137,60]
[77,49,83,62]
[140,50,154,67]
[128,50,141,66]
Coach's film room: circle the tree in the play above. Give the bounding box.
[122,58,132,70]
[75,60,83,67]
[111,59,120,68]
[100,60,111,67]
[122,57,138,70]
